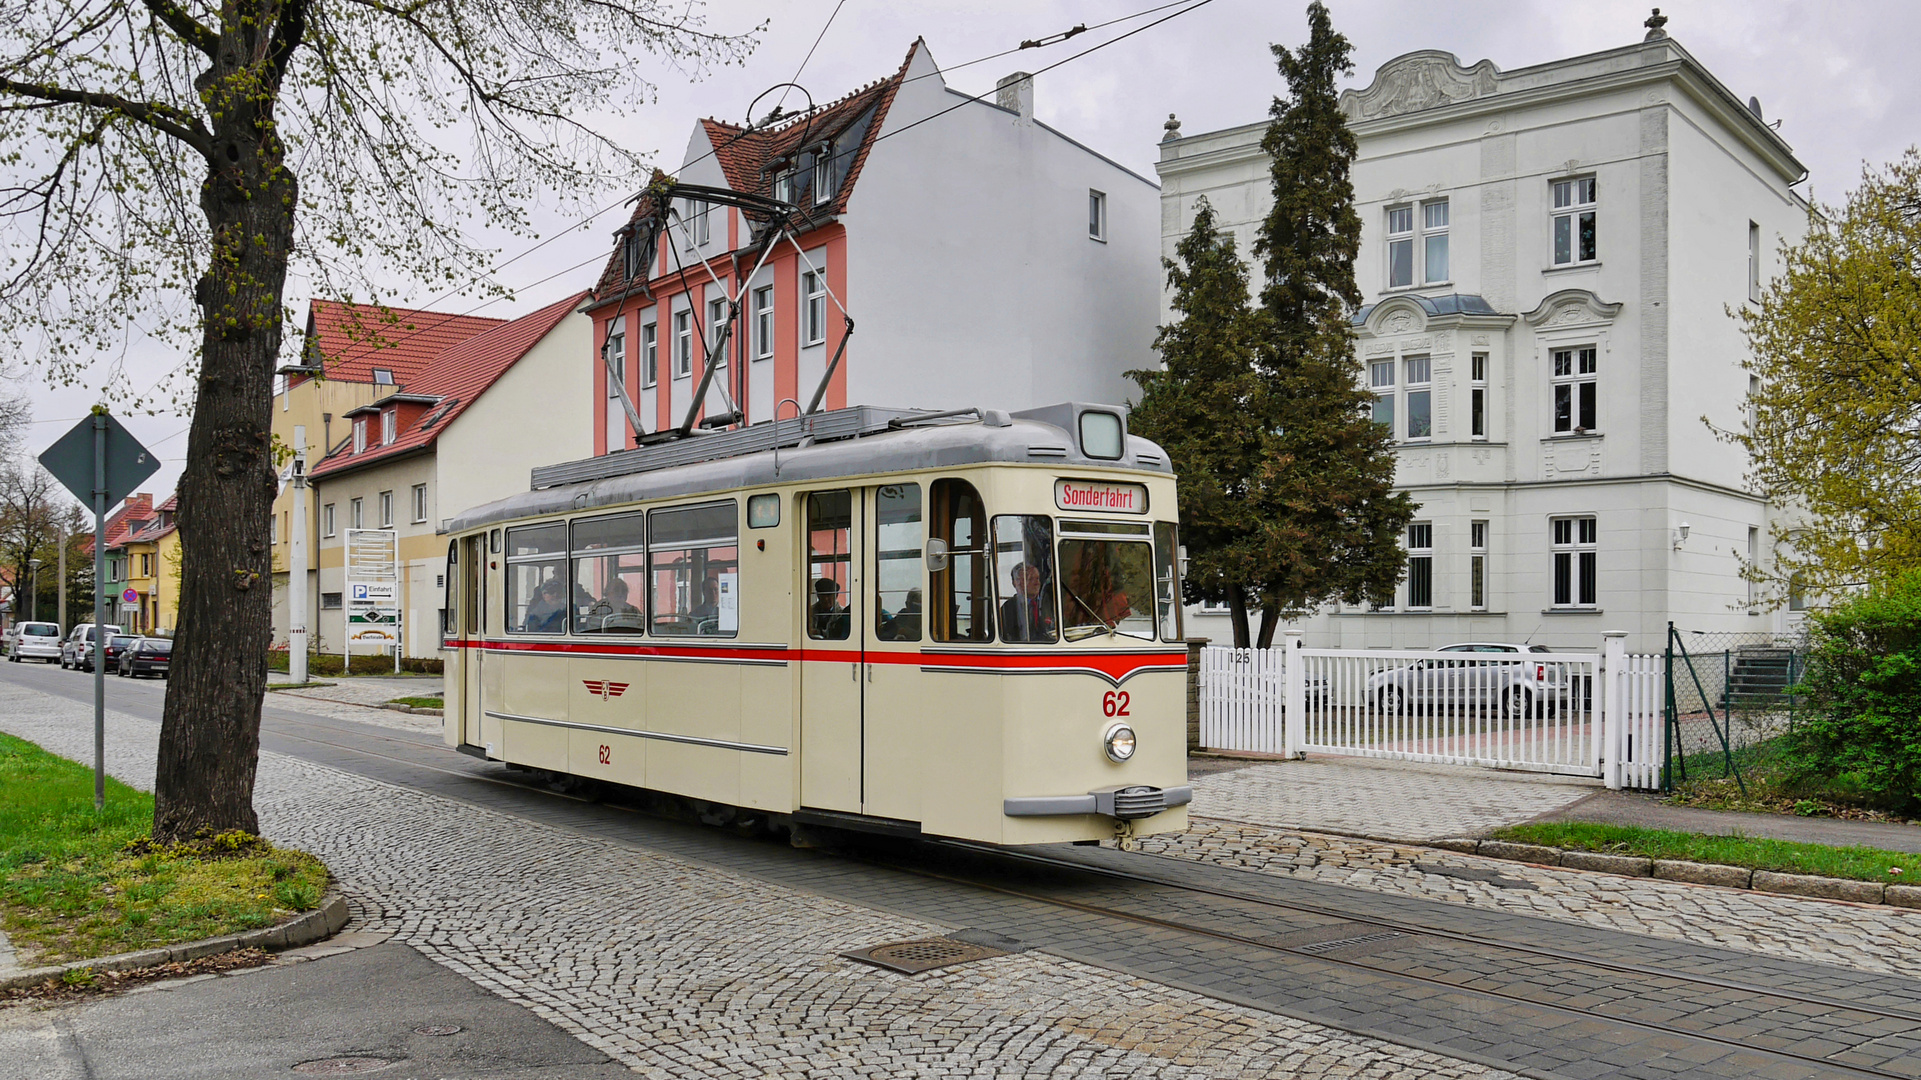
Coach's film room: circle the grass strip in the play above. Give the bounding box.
[0,732,329,967]
[1494,821,1914,884]
[386,696,442,709]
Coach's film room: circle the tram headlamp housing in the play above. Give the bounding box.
[1103,722,1137,763]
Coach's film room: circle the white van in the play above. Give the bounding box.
[60,623,124,670]
[10,621,64,663]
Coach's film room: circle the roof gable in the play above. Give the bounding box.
[311,292,586,479]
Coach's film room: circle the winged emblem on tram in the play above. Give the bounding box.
[581,680,630,699]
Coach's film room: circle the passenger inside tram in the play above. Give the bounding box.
[523,578,568,633]
[691,578,720,628]
[810,577,849,639]
[882,587,922,640]
[998,561,1056,643]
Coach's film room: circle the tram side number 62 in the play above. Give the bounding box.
[1101,691,1131,717]
[597,745,612,765]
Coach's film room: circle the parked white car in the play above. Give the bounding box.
[59,623,124,670]
[1365,642,1571,716]
[9,621,63,663]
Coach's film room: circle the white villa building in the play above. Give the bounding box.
[1155,18,1808,654]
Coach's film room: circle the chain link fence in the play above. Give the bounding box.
[1664,624,1807,793]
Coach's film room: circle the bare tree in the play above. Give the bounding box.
[0,465,78,624]
[0,1,757,840]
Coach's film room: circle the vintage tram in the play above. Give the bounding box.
[440,402,1191,845]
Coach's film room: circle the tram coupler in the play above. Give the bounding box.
[1112,819,1138,852]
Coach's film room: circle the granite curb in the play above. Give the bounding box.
[1436,837,1920,908]
[0,891,349,992]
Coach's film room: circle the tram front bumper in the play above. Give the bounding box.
[1004,785,1193,821]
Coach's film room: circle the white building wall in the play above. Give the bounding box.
[842,45,1160,413]
[1157,35,1807,655]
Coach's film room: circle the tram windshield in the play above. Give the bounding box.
[1058,520,1156,641]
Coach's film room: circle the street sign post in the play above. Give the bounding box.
[39,409,159,810]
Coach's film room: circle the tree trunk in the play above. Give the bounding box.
[1227,589,1251,649]
[152,59,296,842]
[1255,602,1281,650]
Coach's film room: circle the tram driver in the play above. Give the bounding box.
[999,562,1056,643]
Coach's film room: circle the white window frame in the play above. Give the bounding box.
[1386,198,1448,288]
[687,199,709,246]
[350,498,364,531]
[801,267,826,347]
[270,515,279,545]
[708,297,728,372]
[642,322,658,387]
[378,490,393,528]
[1470,352,1488,441]
[752,285,774,360]
[380,408,396,445]
[1089,190,1107,242]
[1550,177,1598,267]
[1403,355,1432,442]
[604,318,625,394]
[323,503,336,538]
[1469,520,1488,611]
[1405,522,1433,610]
[1748,221,1762,303]
[1747,527,1761,611]
[1550,346,1598,434]
[352,418,367,454]
[674,309,692,378]
[812,150,833,207]
[412,484,428,524]
[1550,516,1598,609]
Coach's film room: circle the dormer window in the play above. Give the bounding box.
[381,408,397,445]
[622,226,649,280]
[353,417,368,454]
[373,368,394,385]
[812,148,833,206]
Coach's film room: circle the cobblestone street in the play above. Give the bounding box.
[0,680,1508,1079]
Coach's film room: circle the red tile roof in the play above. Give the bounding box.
[100,493,155,550]
[303,301,508,386]
[310,292,587,479]
[592,41,919,299]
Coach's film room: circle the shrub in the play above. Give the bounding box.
[1785,569,1921,813]
[266,652,441,677]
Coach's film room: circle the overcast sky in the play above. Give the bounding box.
[15,0,1918,511]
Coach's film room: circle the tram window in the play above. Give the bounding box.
[649,501,739,637]
[1154,521,1184,642]
[442,540,457,642]
[807,491,852,641]
[1058,532,1157,641]
[747,493,780,529]
[992,515,1057,643]
[875,484,922,641]
[572,512,646,634]
[505,523,568,634]
[929,479,992,643]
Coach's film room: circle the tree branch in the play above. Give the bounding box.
[138,0,218,57]
[0,77,211,155]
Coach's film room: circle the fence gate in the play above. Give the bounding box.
[1199,635,1665,788]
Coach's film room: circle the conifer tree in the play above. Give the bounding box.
[1129,198,1267,647]
[1245,1,1413,648]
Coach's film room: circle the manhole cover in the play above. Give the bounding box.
[291,1058,398,1075]
[413,1026,462,1036]
[843,937,1007,974]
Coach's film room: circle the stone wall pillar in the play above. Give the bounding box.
[1185,636,1209,751]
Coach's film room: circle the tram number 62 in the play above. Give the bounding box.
[597,745,612,765]
[1101,691,1131,718]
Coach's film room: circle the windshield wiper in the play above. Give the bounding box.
[1062,587,1117,638]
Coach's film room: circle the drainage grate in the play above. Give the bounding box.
[291,1058,400,1075]
[843,937,1008,974]
[1293,931,1407,955]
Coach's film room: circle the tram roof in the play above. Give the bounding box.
[447,403,1173,534]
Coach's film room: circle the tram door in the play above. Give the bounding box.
[459,534,485,748]
[799,491,863,812]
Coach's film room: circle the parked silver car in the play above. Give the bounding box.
[9,621,63,663]
[59,623,123,670]
[1366,642,1571,715]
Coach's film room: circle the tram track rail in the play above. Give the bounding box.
[243,703,1921,1080]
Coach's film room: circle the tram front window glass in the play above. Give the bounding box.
[992,515,1057,643]
[1154,521,1183,641]
[930,478,992,642]
[1058,535,1157,641]
[647,501,739,637]
[807,491,852,641]
[506,523,568,634]
[571,512,646,634]
[875,484,922,642]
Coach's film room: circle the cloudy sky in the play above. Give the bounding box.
[15,0,1918,509]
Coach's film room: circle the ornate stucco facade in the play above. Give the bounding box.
[1156,25,1809,653]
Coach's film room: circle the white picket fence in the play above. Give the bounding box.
[1199,633,1664,789]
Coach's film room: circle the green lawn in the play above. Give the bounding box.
[0,732,329,967]
[1494,820,1914,884]
[387,696,443,709]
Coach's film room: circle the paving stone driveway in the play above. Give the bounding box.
[0,681,1508,1079]
[1188,754,1597,841]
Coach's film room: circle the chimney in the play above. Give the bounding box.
[996,72,1034,121]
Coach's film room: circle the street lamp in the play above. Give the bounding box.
[27,557,41,624]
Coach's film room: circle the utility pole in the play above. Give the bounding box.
[56,520,66,632]
[289,426,309,684]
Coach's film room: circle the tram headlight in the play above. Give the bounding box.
[1103,723,1137,763]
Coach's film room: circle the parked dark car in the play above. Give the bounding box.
[83,634,139,674]
[116,637,172,679]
